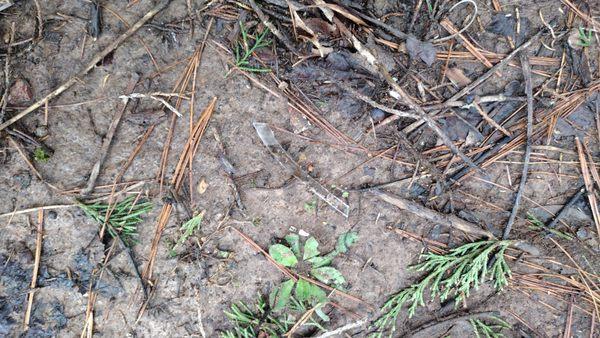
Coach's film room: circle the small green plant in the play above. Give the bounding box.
[527,213,573,240]
[221,294,326,337]
[169,211,204,256]
[221,296,293,338]
[577,27,593,47]
[469,316,511,338]
[372,240,512,337]
[304,200,317,213]
[233,22,271,73]
[33,147,50,162]
[78,195,152,245]
[268,232,358,311]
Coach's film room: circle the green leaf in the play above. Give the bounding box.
[307,256,331,268]
[315,304,330,322]
[285,234,301,257]
[269,244,298,267]
[303,237,320,260]
[295,279,326,304]
[311,267,346,287]
[269,279,295,312]
[335,231,358,254]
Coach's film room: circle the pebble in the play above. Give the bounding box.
[7,78,33,104]
[370,108,386,122]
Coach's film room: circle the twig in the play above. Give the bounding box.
[0,22,15,124]
[81,75,140,196]
[546,184,585,229]
[0,204,73,219]
[23,210,43,331]
[403,27,544,134]
[0,0,171,132]
[314,318,367,338]
[119,92,183,117]
[502,53,534,239]
[373,190,495,238]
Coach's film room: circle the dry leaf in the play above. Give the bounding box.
[445,67,472,87]
[197,177,208,194]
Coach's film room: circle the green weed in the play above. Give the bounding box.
[469,316,511,338]
[233,22,271,73]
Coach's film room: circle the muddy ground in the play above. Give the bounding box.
[0,0,599,337]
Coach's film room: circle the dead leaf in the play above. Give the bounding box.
[287,2,330,57]
[197,177,208,194]
[406,36,436,66]
[445,67,472,87]
[313,0,334,22]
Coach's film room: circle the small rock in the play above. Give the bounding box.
[370,108,386,122]
[34,125,49,138]
[576,227,589,239]
[13,171,31,190]
[7,78,33,104]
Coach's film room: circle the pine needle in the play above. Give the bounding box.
[78,195,152,245]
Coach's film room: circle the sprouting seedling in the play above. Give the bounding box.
[268,232,358,312]
[372,240,513,337]
[78,195,152,246]
[304,199,317,213]
[469,315,511,338]
[577,27,593,47]
[33,147,50,162]
[169,211,205,257]
[233,22,271,73]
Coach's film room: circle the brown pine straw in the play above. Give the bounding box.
[142,98,217,282]
[457,81,600,180]
[23,210,43,331]
[440,18,494,69]
[576,138,600,241]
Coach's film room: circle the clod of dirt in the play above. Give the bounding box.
[336,95,363,118]
[7,78,33,104]
[326,52,351,71]
[406,36,436,66]
[487,13,531,43]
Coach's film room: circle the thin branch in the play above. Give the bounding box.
[502,53,534,239]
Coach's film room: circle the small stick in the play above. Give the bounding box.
[546,184,585,231]
[0,0,171,132]
[81,75,140,196]
[0,22,15,124]
[374,190,495,238]
[314,319,367,338]
[23,210,44,331]
[502,53,534,239]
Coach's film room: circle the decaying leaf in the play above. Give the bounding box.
[406,36,436,66]
[446,67,472,87]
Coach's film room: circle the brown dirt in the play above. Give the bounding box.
[0,0,599,337]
